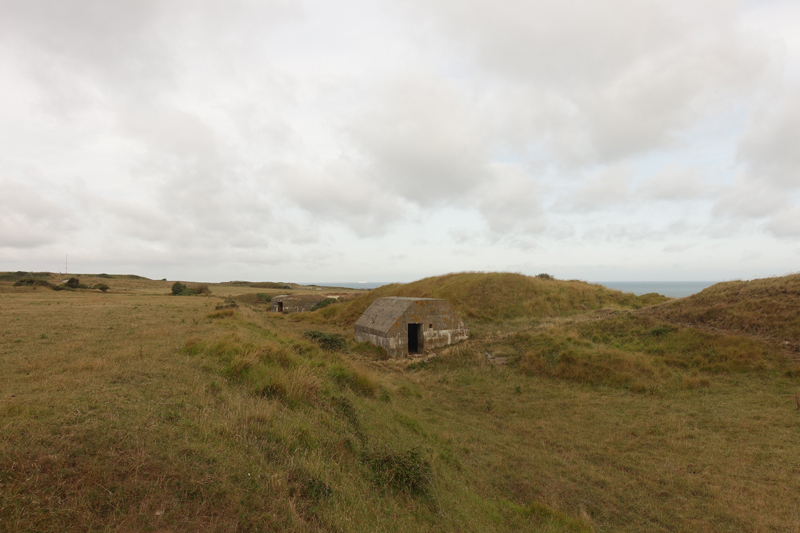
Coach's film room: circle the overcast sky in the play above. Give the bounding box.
[1,0,799,283]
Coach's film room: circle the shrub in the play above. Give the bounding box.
[171,281,196,296]
[304,330,347,352]
[215,298,238,310]
[256,293,272,303]
[288,469,332,502]
[96,284,110,293]
[171,281,187,295]
[363,447,432,495]
[536,273,554,280]
[311,298,336,311]
[65,277,81,289]
[14,278,56,290]
[194,283,211,295]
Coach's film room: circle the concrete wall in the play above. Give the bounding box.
[354,297,469,357]
[271,295,324,314]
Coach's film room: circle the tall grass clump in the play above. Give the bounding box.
[363,446,433,495]
[329,363,377,397]
[303,330,347,352]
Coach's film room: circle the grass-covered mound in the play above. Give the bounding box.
[642,273,800,343]
[332,272,669,326]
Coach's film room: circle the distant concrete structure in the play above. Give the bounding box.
[271,294,327,313]
[354,297,469,358]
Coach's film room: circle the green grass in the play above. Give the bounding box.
[2,272,800,531]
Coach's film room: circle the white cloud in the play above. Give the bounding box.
[0,176,78,248]
[738,86,800,190]
[713,175,789,219]
[0,0,799,281]
[765,206,800,237]
[638,165,711,200]
[555,164,634,212]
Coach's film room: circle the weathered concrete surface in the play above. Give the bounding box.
[354,297,469,358]
[271,294,327,313]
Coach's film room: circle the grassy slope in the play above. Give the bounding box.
[0,280,589,532]
[2,273,800,532]
[641,274,800,344]
[331,272,669,327]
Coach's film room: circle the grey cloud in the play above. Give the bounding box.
[121,108,219,158]
[638,165,711,200]
[348,76,490,206]
[0,176,78,248]
[0,0,303,120]
[555,164,633,212]
[765,207,800,238]
[474,164,546,236]
[739,87,800,189]
[582,221,666,242]
[275,160,410,237]
[713,176,788,218]
[404,0,768,164]
[663,242,695,253]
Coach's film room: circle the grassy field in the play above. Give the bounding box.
[2,272,799,532]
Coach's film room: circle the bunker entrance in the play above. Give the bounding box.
[408,323,422,354]
[277,302,283,312]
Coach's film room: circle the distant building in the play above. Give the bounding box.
[271,294,327,313]
[354,297,469,357]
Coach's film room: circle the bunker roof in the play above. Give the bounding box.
[355,297,441,333]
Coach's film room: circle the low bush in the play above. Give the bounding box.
[363,446,432,495]
[215,298,238,310]
[14,278,60,290]
[304,330,347,352]
[171,281,197,296]
[194,283,211,295]
[311,298,336,311]
[96,284,110,293]
[288,469,332,502]
[171,281,187,295]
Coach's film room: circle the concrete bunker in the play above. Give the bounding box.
[354,297,469,358]
[271,294,327,314]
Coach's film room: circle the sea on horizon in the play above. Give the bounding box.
[593,281,718,298]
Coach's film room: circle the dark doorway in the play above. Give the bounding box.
[408,323,421,354]
[277,302,283,312]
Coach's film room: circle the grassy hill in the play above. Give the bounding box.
[330,272,669,326]
[641,273,800,345]
[2,272,799,532]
